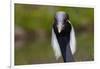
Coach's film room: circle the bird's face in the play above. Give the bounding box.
[55,11,69,33]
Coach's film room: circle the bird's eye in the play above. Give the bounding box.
[64,16,67,21]
[64,19,66,22]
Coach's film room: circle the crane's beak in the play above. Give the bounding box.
[58,27,62,33]
[57,24,63,33]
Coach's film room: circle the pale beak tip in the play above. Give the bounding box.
[58,29,61,33]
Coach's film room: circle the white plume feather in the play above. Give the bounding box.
[51,28,62,60]
[69,21,76,55]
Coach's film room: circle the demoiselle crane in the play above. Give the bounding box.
[51,11,76,62]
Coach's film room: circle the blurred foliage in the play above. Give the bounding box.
[15,4,94,65]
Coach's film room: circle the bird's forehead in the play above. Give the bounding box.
[56,12,66,22]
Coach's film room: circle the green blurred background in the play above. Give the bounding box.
[15,4,94,65]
